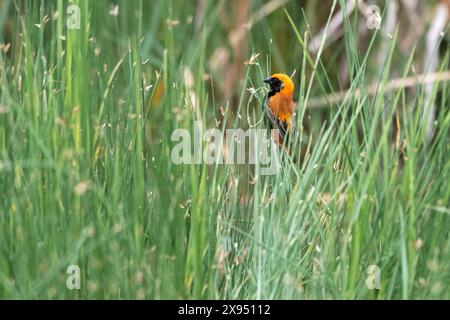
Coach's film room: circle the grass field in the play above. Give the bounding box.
[0,0,449,299]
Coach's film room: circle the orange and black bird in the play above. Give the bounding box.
[263,73,295,147]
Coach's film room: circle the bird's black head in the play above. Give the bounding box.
[263,76,284,96]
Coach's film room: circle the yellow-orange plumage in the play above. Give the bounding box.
[263,73,295,146]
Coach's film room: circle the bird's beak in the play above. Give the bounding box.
[263,77,272,84]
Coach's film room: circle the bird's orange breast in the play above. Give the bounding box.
[268,92,294,125]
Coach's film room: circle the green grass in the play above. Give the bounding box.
[0,0,449,299]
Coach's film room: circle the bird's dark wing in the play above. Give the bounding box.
[264,97,289,145]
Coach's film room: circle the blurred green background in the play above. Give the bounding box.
[0,0,449,299]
